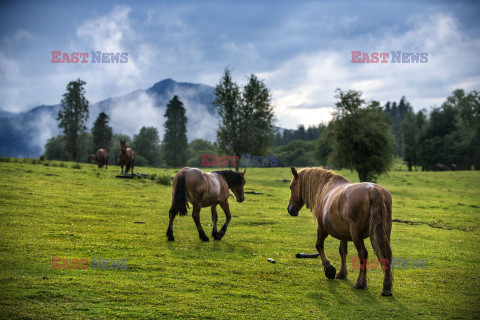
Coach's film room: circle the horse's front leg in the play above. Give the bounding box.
[316,223,336,279]
[211,205,220,240]
[192,203,209,241]
[217,201,231,240]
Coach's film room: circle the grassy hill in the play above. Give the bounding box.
[0,159,479,319]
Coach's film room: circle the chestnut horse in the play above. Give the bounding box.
[118,140,135,174]
[95,149,109,169]
[287,167,393,296]
[166,167,246,242]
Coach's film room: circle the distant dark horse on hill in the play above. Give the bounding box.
[118,140,135,174]
[95,149,109,169]
[166,167,246,242]
[287,167,393,296]
[87,154,95,163]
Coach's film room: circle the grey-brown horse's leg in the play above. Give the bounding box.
[166,207,176,241]
[316,224,336,279]
[211,205,220,240]
[336,240,348,279]
[192,203,208,241]
[217,201,231,240]
[351,229,368,289]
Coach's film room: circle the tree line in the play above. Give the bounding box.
[45,75,479,181]
[45,69,277,170]
[46,78,192,168]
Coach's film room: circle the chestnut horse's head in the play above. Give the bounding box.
[287,167,305,216]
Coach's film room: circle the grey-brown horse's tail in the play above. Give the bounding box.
[170,173,189,216]
[369,187,392,268]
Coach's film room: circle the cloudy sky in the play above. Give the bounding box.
[1,0,479,129]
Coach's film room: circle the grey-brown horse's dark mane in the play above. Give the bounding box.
[212,170,244,188]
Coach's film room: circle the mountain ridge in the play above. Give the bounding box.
[0,79,218,158]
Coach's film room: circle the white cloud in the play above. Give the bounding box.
[261,13,480,129]
[109,91,164,138]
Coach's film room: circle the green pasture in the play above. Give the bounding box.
[0,159,479,319]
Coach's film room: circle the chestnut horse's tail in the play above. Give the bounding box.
[369,187,392,266]
[170,173,189,216]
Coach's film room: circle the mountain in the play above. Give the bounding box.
[0,79,218,158]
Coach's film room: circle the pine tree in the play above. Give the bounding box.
[213,68,242,159]
[163,95,188,167]
[213,68,275,170]
[241,73,276,155]
[57,79,89,162]
[91,112,113,152]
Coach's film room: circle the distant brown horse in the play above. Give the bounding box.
[87,154,96,163]
[95,149,109,169]
[166,167,246,242]
[118,140,135,174]
[287,167,393,296]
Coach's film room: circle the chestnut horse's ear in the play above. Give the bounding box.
[241,169,246,177]
[291,167,298,178]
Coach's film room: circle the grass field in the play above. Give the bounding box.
[0,159,479,319]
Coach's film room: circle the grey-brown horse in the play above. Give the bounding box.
[287,167,393,296]
[167,167,246,242]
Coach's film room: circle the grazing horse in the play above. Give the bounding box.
[87,154,96,163]
[95,149,109,169]
[166,167,246,242]
[118,140,135,174]
[287,167,393,296]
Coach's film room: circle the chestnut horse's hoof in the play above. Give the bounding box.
[324,264,336,279]
[381,291,392,296]
[200,236,210,242]
[167,236,175,241]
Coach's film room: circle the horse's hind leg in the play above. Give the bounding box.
[166,208,176,241]
[316,224,336,279]
[336,240,348,279]
[192,203,209,241]
[211,205,220,240]
[217,201,232,240]
[351,230,368,289]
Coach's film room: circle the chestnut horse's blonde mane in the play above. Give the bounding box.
[298,168,349,211]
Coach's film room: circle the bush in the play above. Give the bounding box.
[156,174,172,186]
